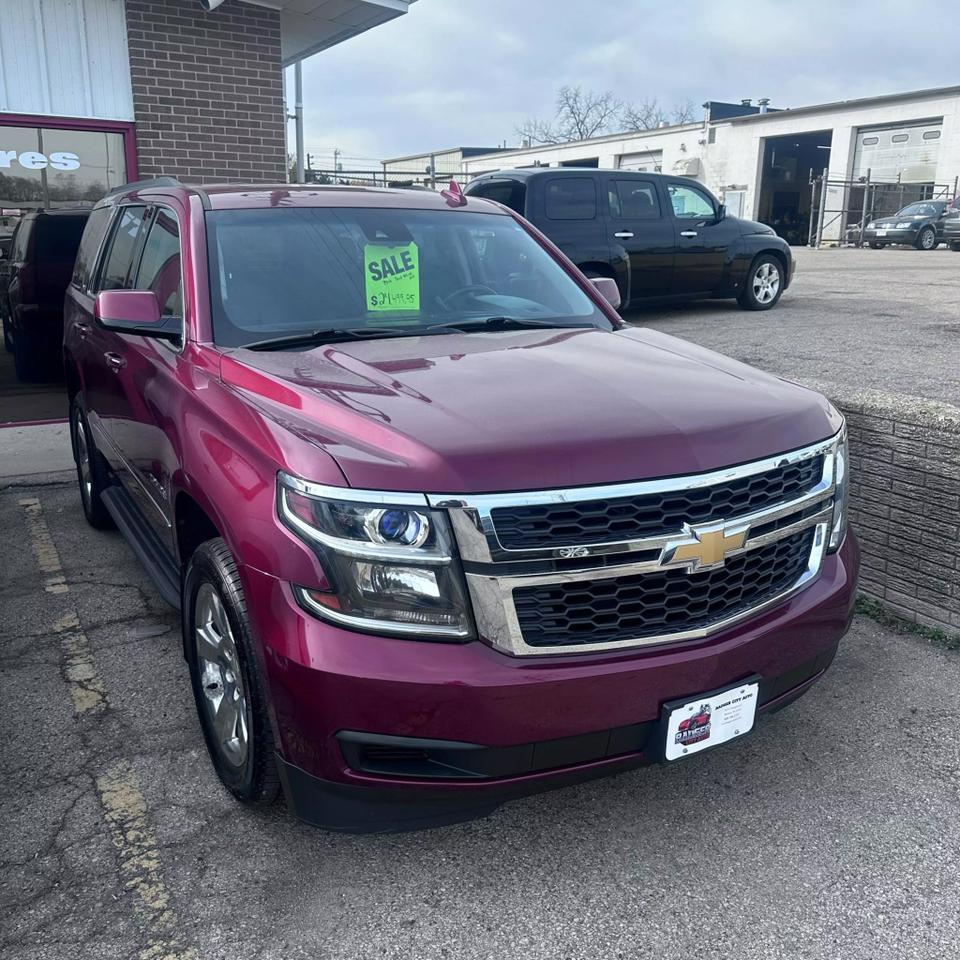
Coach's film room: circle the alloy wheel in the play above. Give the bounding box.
[752,262,781,304]
[920,229,936,250]
[195,582,249,768]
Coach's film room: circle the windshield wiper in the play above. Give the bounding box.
[426,316,596,334]
[241,326,424,351]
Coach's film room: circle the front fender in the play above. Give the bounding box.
[172,344,348,590]
[724,237,792,294]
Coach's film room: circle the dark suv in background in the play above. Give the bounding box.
[0,208,89,381]
[465,168,793,311]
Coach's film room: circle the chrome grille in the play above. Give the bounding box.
[429,433,841,657]
[491,456,824,550]
[513,529,815,648]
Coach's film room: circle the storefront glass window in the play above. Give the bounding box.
[0,124,127,209]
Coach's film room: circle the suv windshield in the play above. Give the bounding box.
[206,207,610,348]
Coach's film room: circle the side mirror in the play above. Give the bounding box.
[95,290,180,341]
[590,276,621,311]
[715,203,727,222]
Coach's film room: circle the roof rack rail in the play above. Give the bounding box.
[104,176,182,197]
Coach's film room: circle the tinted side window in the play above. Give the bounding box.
[97,206,146,291]
[72,207,112,291]
[545,178,597,220]
[468,179,526,214]
[134,209,182,319]
[668,184,715,220]
[11,219,31,261]
[609,180,661,219]
[35,215,88,263]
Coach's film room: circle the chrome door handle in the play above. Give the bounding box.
[75,321,91,338]
[613,231,634,239]
[680,230,698,238]
[104,351,126,371]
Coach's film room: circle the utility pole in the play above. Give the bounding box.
[294,61,305,184]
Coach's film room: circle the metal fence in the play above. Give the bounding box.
[808,168,959,247]
[304,168,470,190]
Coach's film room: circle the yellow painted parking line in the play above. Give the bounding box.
[21,496,196,960]
[52,611,107,715]
[19,497,69,593]
[98,761,197,960]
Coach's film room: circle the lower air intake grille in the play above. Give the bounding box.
[513,529,814,648]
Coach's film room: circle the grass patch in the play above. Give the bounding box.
[856,595,960,651]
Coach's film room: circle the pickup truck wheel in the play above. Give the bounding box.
[70,400,114,530]
[738,255,783,311]
[183,539,280,807]
[915,226,937,250]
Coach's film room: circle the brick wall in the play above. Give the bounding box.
[827,386,960,634]
[125,0,286,182]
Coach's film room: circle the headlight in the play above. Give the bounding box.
[828,428,848,552]
[897,222,913,229]
[278,473,473,640]
[867,222,876,229]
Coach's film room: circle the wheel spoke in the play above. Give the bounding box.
[213,695,238,744]
[195,621,222,664]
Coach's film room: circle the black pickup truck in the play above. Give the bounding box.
[465,168,793,311]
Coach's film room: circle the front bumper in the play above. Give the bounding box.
[242,531,859,832]
[863,227,920,244]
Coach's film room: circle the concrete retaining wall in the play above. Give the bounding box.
[828,387,960,634]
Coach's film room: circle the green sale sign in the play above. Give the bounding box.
[364,242,421,312]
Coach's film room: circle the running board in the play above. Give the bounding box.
[101,485,181,609]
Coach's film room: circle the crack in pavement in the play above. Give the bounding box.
[2,493,199,960]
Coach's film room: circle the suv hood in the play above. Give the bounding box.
[221,328,840,493]
[733,216,777,236]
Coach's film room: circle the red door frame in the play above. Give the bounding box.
[0,112,138,183]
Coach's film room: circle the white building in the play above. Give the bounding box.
[395,86,960,243]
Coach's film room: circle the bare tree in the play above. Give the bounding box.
[514,116,563,146]
[515,85,622,145]
[670,99,697,125]
[620,98,698,131]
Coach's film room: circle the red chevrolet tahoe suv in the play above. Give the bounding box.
[63,179,858,832]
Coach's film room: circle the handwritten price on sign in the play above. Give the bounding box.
[364,242,420,313]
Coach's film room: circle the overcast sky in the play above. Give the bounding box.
[286,0,958,169]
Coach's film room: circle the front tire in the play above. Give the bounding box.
[738,255,784,311]
[70,399,114,530]
[183,539,280,808]
[868,242,885,250]
[915,227,937,251]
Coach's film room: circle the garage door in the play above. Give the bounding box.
[618,151,662,172]
[853,122,942,182]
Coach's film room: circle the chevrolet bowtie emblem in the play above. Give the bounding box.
[662,521,749,571]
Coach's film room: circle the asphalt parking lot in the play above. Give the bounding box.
[3,481,960,960]
[625,246,960,406]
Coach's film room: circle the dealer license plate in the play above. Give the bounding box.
[876,229,887,237]
[664,681,759,761]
